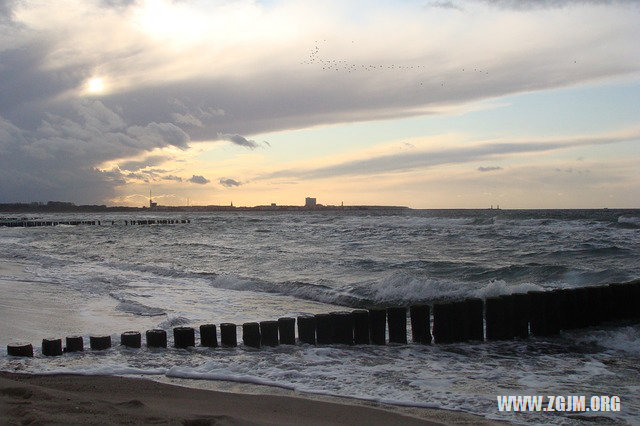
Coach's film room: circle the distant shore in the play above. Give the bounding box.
[0,372,499,425]
[0,201,410,214]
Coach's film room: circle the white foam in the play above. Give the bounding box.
[472,279,544,299]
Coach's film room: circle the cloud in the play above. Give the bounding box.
[217,133,260,149]
[425,1,463,11]
[0,0,638,203]
[0,100,191,203]
[118,155,169,172]
[161,175,183,182]
[187,175,210,184]
[263,132,640,180]
[126,122,190,150]
[478,166,503,172]
[481,0,637,10]
[219,178,242,187]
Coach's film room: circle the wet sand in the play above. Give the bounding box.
[0,372,499,425]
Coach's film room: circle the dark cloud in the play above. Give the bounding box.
[217,133,260,149]
[187,175,210,184]
[478,166,503,172]
[264,134,638,180]
[0,100,191,203]
[219,178,242,187]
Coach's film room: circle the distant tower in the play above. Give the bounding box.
[305,197,316,208]
[230,201,233,207]
[149,189,157,208]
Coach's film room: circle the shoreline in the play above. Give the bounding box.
[0,372,499,425]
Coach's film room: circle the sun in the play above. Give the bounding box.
[86,77,105,94]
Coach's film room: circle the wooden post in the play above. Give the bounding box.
[220,323,237,347]
[485,297,507,340]
[65,336,84,352]
[121,331,141,348]
[351,309,370,345]
[200,324,218,347]
[465,298,484,341]
[432,303,452,344]
[146,329,167,348]
[297,315,316,345]
[90,335,111,350]
[242,322,261,348]
[410,305,431,344]
[174,327,195,348]
[277,317,296,345]
[330,311,353,345]
[512,293,530,338]
[259,320,279,347]
[315,313,333,345]
[7,343,33,357]
[387,307,407,344]
[42,338,63,356]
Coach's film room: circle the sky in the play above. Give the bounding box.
[0,0,638,208]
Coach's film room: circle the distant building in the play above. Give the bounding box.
[305,197,316,208]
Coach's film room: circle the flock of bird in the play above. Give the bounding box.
[299,40,491,88]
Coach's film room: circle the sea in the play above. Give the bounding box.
[1,209,639,424]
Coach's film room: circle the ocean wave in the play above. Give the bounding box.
[465,263,569,283]
[614,215,640,229]
[156,316,191,329]
[111,294,167,317]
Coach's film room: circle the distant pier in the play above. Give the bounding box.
[0,218,190,227]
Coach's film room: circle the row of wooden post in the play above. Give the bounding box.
[0,219,191,227]
[1,220,100,227]
[6,281,639,357]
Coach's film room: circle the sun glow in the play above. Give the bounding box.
[86,77,105,94]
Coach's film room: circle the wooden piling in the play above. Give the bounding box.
[433,303,452,344]
[512,293,530,338]
[121,331,141,348]
[409,305,431,344]
[387,307,407,344]
[499,295,516,340]
[173,327,195,348]
[200,324,218,347]
[485,297,507,341]
[277,317,296,345]
[42,338,63,356]
[450,301,469,342]
[65,336,84,352]
[220,323,237,347]
[242,322,261,348]
[297,315,316,345]
[330,311,354,345]
[90,335,111,351]
[368,309,386,345]
[259,320,279,347]
[465,298,485,341]
[146,329,167,348]
[315,313,333,345]
[351,309,370,345]
[7,343,33,357]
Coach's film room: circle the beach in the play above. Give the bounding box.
[1,211,639,424]
[0,372,497,425]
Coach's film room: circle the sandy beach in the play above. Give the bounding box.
[0,372,498,425]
